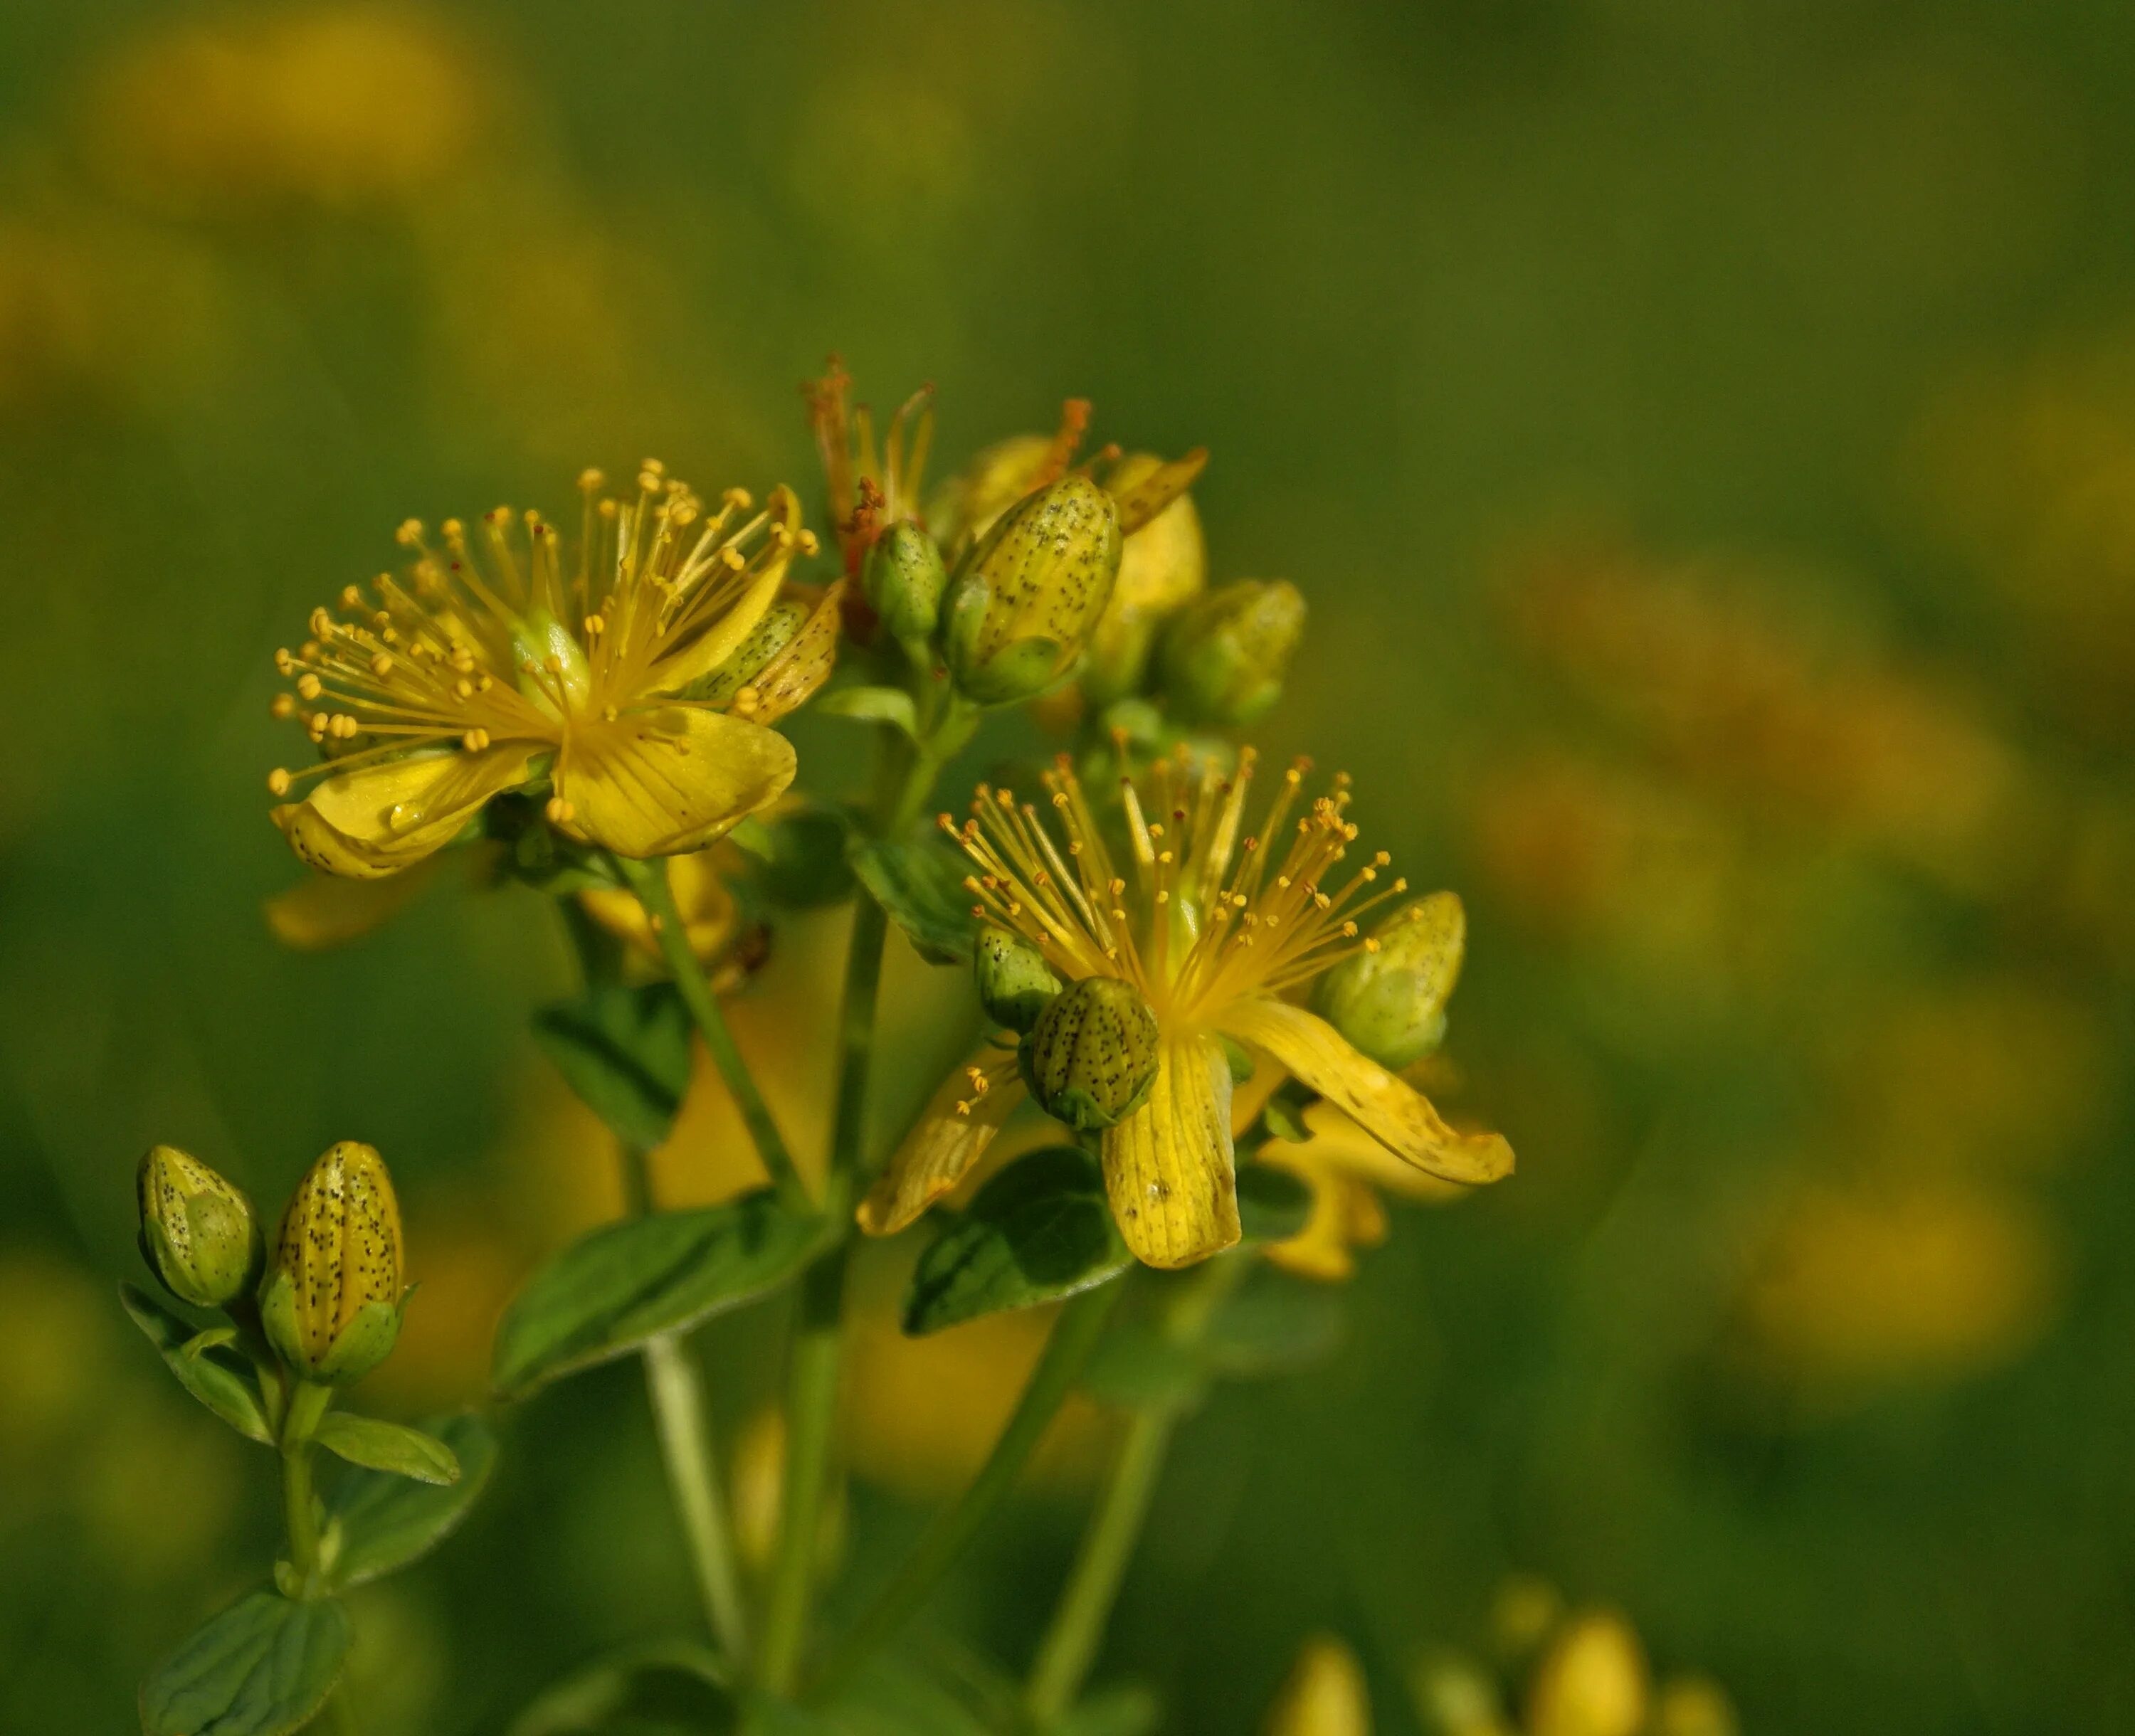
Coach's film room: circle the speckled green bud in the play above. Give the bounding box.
[1314,891,1465,1070]
[683,598,813,706]
[1020,975,1160,1132]
[137,1145,262,1311]
[259,1141,406,1385]
[942,477,1122,706]
[863,520,946,647]
[1156,579,1307,726]
[974,924,1062,1034]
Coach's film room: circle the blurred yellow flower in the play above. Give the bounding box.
[579,842,764,981]
[1264,1634,1373,1736]
[1523,1609,1647,1736]
[1263,1096,1467,1282]
[85,6,482,217]
[268,466,823,877]
[1739,1177,2059,1393]
[863,751,1512,1268]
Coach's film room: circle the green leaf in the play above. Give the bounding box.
[1234,1163,1314,1243]
[139,1591,350,1736]
[324,1411,498,1589]
[1206,1267,1346,1377]
[493,1192,828,1397]
[1053,1683,1164,1736]
[816,684,919,740]
[904,1146,1131,1335]
[118,1282,272,1444]
[1260,1092,1312,1144]
[1079,1321,1208,1414]
[312,1412,459,1485]
[505,1639,736,1736]
[532,982,694,1152]
[849,837,978,965]
[732,800,857,909]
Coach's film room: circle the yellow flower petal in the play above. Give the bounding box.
[858,1056,1025,1236]
[1260,1152,1388,1284]
[1102,1035,1240,1269]
[1291,1099,1471,1203]
[273,745,539,878]
[1262,1634,1372,1736]
[1217,998,1514,1186]
[557,706,796,859]
[732,581,845,726]
[643,486,804,697]
[265,853,446,948]
[1112,448,1208,536]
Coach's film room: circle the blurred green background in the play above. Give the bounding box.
[4,1,2134,1730]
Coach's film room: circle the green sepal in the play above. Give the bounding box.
[903,1146,1133,1335]
[118,1282,272,1445]
[1234,1164,1314,1243]
[315,1296,406,1385]
[492,1191,829,1398]
[324,1411,497,1589]
[957,634,1068,707]
[849,835,980,965]
[816,683,921,740]
[1260,1090,1313,1145]
[312,1412,460,1485]
[505,1639,734,1736]
[532,981,694,1153]
[139,1590,351,1736]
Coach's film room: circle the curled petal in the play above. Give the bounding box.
[1259,1150,1391,1284]
[1112,448,1207,536]
[273,745,539,879]
[645,486,804,697]
[858,1055,1025,1236]
[1216,997,1514,1186]
[1101,1036,1240,1269]
[732,581,845,726]
[557,707,795,859]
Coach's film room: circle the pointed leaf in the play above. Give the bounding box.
[532,982,695,1151]
[325,1411,497,1589]
[119,1282,272,1444]
[139,1591,350,1736]
[850,837,979,965]
[816,684,919,740]
[313,1412,459,1485]
[1234,1163,1314,1243]
[904,1146,1131,1335]
[505,1639,735,1736]
[731,800,856,909]
[494,1192,828,1397]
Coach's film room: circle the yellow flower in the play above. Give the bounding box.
[861,751,1513,1268]
[1262,1097,1468,1283]
[1264,1634,1374,1736]
[1524,1610,1648,1736]
[268,464,828,877]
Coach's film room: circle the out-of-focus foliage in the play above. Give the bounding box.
[2,1,2133,1730]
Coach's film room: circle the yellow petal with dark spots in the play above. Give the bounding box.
[273,744,539,879]
[1217,997,1514,1186]
[858,1057,1025,1236]
[556,706,795,859]
[1101,1035,1240,1269]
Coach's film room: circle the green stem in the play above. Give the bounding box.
[280,1381,362,1732]
[643,1332,752,1661]
[1021,1253,1250,1720]
[612,852,812,1213]
[756,702,976,1693]
[813,1282,1123,1700]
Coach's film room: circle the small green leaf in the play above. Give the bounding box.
[905,1146,1131,1335]
[1234,1163,1314,1243]
[850,837,979,965]
[1079,1322,1208,1414]
[532,982,694,1152]
[505,1639,735,1736]
[494,1192,828,1397]
[1260,1093,1312,1144]
[140,1591,350,1736]
[1206,1267,1345,1377]
[1053,1683,1164,1736]
[816,684,919,740]
[325,1412,498,1588]
[118,1282,272,1444]
[732,800,857,909]
[312,1412,459,1485]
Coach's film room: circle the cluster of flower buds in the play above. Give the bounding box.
[137,1138,410,1387]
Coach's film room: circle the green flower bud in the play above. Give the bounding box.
[941,477,1122,706]
[1314,891,1465,1070]
[137,1145,263,1310]
[1156,579,1306,726]
[260,1141,407,1386]
[684,598,814,706]
[974,924,1062,1034]
[1020,975,1160,1132]
[863,519,947,647]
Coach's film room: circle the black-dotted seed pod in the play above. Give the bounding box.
[259,1140,406,1385]
[1157,579,1307,726]
[137,1145,262,1311]
[863,520,947,648]
[1020,975,1161,1133]
[1314,892,1465,1071]
[941,477,1123,706]
[974,924,1063,1034]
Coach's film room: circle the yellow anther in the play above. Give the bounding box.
[371,652,394,677]
[296,674,322,700]
[270,694,297,720]
[267,768,292,796]
[395,519,423,546]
